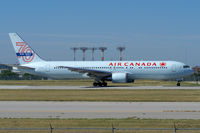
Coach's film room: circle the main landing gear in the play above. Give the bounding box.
[93,81,107,87]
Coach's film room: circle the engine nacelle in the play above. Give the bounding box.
[112,73,134,83]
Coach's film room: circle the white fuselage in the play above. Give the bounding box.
[20,61,194,80]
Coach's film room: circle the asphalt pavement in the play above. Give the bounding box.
[1,101,200,119]
[0,85,199,89]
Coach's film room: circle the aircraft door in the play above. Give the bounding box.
[46,64,50,72]
[172,64,177,72]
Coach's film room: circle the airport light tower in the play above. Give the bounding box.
[70,47,79,61]
[89,47,97,61]
[99,47,107,61]
[117,47,125,61]
[80,47,88,61]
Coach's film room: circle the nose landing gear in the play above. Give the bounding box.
[176,79,183,86]
[177,81,181,86]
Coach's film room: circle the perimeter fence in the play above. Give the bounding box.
[1,124,200,133]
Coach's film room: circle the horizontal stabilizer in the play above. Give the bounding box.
[5,64,35,70]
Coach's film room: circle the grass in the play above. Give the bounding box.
[0,79,199,86]
[0,80,198,101]
[1,89,200,101]
[0,118,200,133]
[0,80,199,132]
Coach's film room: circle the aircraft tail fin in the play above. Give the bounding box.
[9,33,45,65]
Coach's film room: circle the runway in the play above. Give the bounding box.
[1,102,200,119]
[0,85,200,89]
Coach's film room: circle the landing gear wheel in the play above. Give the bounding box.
[98,82,103,87]
[93,81,107,87]
[102,82,107,87]
[93,82,98,87]
[177,82,181,86]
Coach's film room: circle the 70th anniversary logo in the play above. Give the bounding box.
[16,42,35,63]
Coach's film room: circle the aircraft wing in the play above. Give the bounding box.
[62,66,111,78]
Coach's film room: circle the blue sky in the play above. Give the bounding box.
[0,0,200,66]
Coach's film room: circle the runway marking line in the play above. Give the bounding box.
[0,110,199,113]
[0,110,162,113]
[164,110,200,112]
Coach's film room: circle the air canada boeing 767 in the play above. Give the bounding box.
[9,33,194,86]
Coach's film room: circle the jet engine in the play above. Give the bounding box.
[112,73,134,83]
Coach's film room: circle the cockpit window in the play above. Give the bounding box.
[183,65,190,68]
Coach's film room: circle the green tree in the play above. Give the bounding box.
[0,69,19,80]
